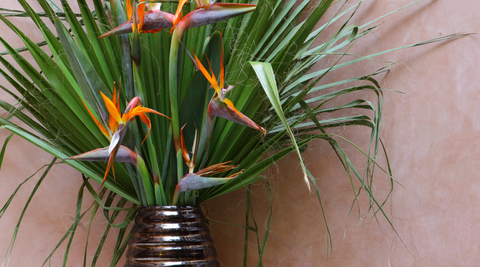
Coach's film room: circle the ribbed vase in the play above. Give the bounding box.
[124,206,220,267]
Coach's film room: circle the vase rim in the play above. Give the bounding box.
[137,205,199,210]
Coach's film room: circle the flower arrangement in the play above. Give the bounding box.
[0,0,463,265]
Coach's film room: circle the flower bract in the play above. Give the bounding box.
[193,37,266,134]
[99,1,256,38]
[79,82,169,184]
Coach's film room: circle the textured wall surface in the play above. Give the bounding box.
[0,0,479,266]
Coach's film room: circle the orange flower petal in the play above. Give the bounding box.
[205,55,217,87]
[109,113,118,133]
[180,124,191,165]
[80,98,109,138]
[129,0,146,32]
[101,91,123,126]
[109,83,120,131]
[137,113,151,144]
[127,0,133,20]
[121,106,170,143]
[103,140,120,185]
[103,152,115,185]
[170,0,188,35]
[124,106,169,123]
[114,82,121,111]
[193,52,221,94]
[138,3,146,31]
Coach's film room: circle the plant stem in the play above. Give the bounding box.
[169,28,184,191]
[169,29,180,151]
[137,155,155,206]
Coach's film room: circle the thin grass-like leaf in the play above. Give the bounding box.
[0,157,52,219]
[256,180,272,267]
[0,41,48,55]
[3,124,138,204]
[110,211,136,266]
[83,186,107,267]
[306,169,332,257]
[62,182,86,266]
[42,193,96,267]
[0,133,13,172]
[2,158,56,267]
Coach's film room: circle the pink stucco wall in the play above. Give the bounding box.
[0,1,478,266]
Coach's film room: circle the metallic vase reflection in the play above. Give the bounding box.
[124,206,220,267]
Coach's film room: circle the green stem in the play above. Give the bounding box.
[154,182,162,206]
[176,150,184,185]
[136,156,155,206]
[172,186,180,206]
[169,29,181,152]
[169,28,185,193]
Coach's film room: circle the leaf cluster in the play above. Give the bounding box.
[0,0,465,265]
